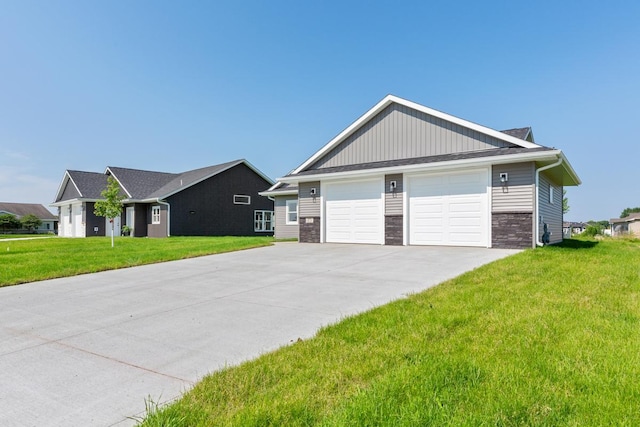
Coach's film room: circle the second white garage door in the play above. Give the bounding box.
[409,170,488,247]
[325,179,383,244]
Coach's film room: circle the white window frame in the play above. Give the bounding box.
[286,199,298,225]
[254,210,274,232]
[151,206,161,224]
[549,185,554,204]
[234,195,251,205]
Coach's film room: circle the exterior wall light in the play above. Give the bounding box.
[389,180,397,192]
[500,173,508,183]
[310,187,317,196]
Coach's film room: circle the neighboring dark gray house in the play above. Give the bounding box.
[0,202,58,233]
[52,159,274,238]
[261,95,581,249]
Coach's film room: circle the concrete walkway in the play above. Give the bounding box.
[0,243,519,426]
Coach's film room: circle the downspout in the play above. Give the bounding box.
[157,200,170,237]
[535,157,563,246]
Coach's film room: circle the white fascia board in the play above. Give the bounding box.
[53,171,82,202]
[292,95,540,175]
[280,150,562,184]
[558,152,582,186]
[104,167,133,199]
[50,198,101,207]
[259,189,299,197]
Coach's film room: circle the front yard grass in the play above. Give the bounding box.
[139,237,640,426]
[0,236,273,287]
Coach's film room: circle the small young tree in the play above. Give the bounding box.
[94,176,125,247]
[0,213,20,233]
[20,214,42,233]
[562,189,570,214]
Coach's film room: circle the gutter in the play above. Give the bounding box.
[157,200,171,237]
[535,157,563,247]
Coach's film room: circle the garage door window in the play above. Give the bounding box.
[255,210,274,232]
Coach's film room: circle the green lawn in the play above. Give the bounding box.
[0,236,273,287]
[138,237,640,426]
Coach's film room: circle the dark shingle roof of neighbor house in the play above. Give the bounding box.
[290,146,555,177]
[106,167,178,199]
[144,160,243,199]
[501,127,531,140]
[66,170,110,199]
[57,159,267,203]
[0,202,57,220]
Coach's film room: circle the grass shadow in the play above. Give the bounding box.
[556,239,599,249]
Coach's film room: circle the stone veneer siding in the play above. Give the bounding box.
[385,215,403,245]
[299,217,321,243]
[492,212,533,249]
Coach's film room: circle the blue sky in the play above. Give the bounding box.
[1,1,638,221]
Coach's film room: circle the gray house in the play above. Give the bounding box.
[0,202,58,233]
[52,159,274,238]
[261,95,581,249]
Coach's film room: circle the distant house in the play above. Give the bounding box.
[0,202,58,233]
[51,159,274,238]
[610,213,640,237]
[563,221,587,237]
[261,95,581,249]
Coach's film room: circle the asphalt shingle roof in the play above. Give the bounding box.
[290,146,554,177]
[0,202,57,220]
[66,170,110,199]
[501,127,531,140]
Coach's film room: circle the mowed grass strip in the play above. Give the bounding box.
[139,238,640,427]
[0,236,273,287]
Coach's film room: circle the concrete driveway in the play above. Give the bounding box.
[0,243,518,426]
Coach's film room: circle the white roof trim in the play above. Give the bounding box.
[259,189,298,197]
[280,150,565,185]
[54,171,83,202]
[292,94,541,175]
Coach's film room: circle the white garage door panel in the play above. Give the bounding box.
[325,180,382,244]
[409,170,487,247]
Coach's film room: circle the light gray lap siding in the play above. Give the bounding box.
[491,162,535,212]
[299,181,321,217]
[385,174,403,215]
[538,173,563,244]
[310,103,516,169]
[274,196,299,240]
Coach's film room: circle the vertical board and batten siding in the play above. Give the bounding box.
[385,174,403,215]
[309,103,516,170]
[538,173,563,244]
[299,181,321,217]
[274,196,299,240]
[491,162,535,212]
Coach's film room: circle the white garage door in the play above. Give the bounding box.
[409,170,488,247]
[325,179,383,244]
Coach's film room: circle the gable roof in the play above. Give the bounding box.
[54,159,273,205]
[0,202,57,220]
[292,95,541,176]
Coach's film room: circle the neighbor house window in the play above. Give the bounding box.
[286,199,298,225]
[549,185,554,204]
[255,210,274,232]
[234,195,251,205]
[151,206,161,224]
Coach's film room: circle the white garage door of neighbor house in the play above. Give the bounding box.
[409,170,488,247]
[325,179,383,244]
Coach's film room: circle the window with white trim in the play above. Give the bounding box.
[151,206,161,224]
[549,185,554,204]
[255,210,274,232]
[234,195,251,205]
[286,199,298,225]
